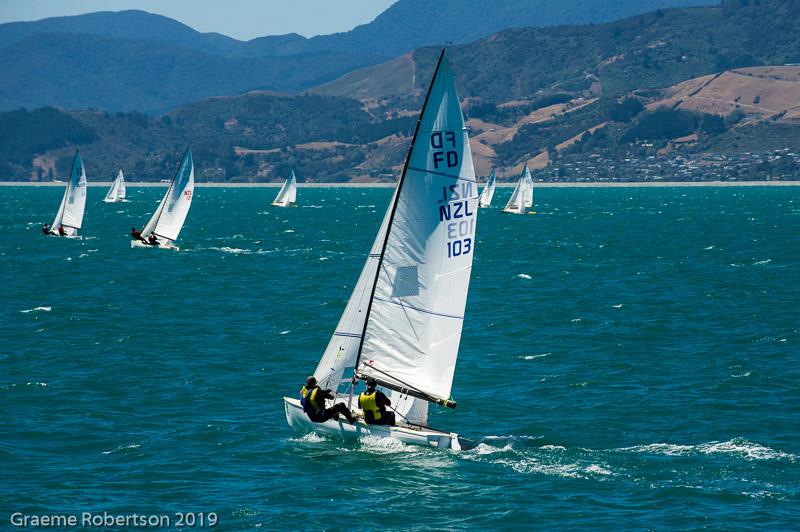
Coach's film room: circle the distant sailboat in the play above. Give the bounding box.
[103,169,127,203]
[131,148,194,250]
[502,163,534,215]
[478,169,496,208]
[284,50,477,451]
[272,170,297,207]
[48,151,87,238]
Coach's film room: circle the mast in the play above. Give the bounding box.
[353,48,448,373]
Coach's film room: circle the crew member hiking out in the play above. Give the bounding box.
[300,376,356,424]
[358,377,396,426]
[131,227,147,243]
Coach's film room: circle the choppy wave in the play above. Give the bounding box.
[102,443,141,455]
[20,306,51,313]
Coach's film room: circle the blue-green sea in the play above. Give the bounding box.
[1,185,799,530]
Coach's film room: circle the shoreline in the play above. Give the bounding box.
[1,181,799,188]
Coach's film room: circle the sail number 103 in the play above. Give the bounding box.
[438,182,476,258]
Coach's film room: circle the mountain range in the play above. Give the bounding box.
[0,0,715,112]
[2,0,799,183]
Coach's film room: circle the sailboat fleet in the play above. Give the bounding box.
[40,49,539,450]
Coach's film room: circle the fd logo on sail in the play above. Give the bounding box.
[431,131,458,168]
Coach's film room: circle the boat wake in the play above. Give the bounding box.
[618,438,797,461]
[457,435,797,496]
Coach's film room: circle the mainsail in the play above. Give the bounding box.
[103,169,126,202]
[52,151,87,235]
[142,148,194,243]
[478,169,496,208]
[352,51,477,410]
[272,170,297,206]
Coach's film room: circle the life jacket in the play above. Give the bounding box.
[359,391,382,422]
[300,385,323,415]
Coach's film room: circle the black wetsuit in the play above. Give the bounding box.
[304,387,354,423]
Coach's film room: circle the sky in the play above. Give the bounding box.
[0,0,397,40]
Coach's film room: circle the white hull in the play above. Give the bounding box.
[103,199,129,203]
[271,202,297,207]
[130,239,179,251]
[48,234,82,240]
[284,397,468,450]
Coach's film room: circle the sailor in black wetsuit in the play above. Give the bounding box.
[300,376,356,424]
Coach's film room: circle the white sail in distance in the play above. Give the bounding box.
[502,163,531,214]
[522,164,533,208]
[51,151,87,235]
[103,169,126,202]
[142,148,194,243]
[356,52,478,406]
[272,170,297,207]
[478,169,496,208]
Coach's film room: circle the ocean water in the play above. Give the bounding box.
[1,185,798,530]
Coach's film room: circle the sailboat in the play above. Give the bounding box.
[478,169,496,208]
[271,170,297,207]
[103,169,127,203]
[48,151,87,238]
[131,148,194,250]
[284,50,477,451]
[502,163,535,214]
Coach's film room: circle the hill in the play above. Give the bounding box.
[0,0,716,112]
[2,0,799,183]
[313,0,799,104]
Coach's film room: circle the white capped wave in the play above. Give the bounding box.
[470,443,513,455]
[208,246,251,255]
[102,443,141,455]
[289,432,327,444]
[618,439,795,461]
[21,306,51,313]
[522,353,550,360]
[356,435,416,454]
[517,274,532,279]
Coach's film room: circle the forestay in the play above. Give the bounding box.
[52,151,87,235]
[142,148,194,242]
[357,54,478,405]
[478,169,496,208]
[272,170,297,206]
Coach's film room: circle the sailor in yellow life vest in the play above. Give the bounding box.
[358,377,396,426]
[300,376,356,424]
